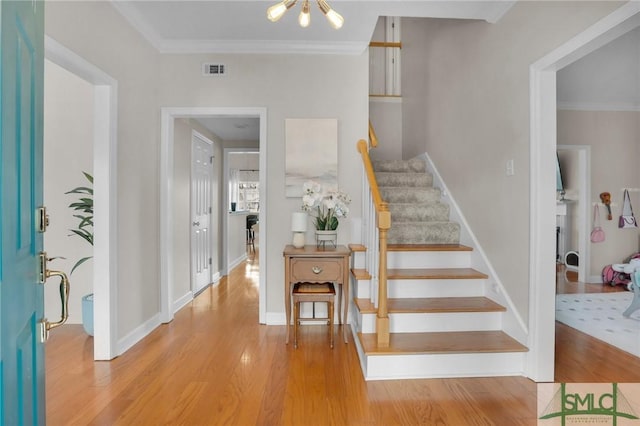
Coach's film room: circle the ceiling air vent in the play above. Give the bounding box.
[202,63,226,76]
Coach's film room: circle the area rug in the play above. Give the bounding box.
[556,292,640,357]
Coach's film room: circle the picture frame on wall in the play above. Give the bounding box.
[285,118,338,197]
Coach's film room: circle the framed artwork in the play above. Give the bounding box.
[285,118,338,197]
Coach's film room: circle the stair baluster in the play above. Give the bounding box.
[357,139,390,346]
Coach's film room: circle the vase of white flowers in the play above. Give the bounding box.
[301,180,351,247]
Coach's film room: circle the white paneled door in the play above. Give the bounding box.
[191,132,214,293]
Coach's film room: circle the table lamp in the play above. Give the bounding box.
[291,212,307,248]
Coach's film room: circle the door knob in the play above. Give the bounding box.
[193,221,200,226]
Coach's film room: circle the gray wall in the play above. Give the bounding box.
[45,1,368,339]
[558,110,640,276]
[400,1,622,320]
[44,59,94,325]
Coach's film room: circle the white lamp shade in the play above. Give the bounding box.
[291,212,308,232]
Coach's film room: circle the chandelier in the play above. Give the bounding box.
[267,0,344,29]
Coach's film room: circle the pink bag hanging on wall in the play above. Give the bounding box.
[591,204,605,243]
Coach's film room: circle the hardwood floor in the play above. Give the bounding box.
[554,263,640,383]
[45,257,640,425]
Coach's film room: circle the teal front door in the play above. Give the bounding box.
[1,1,46,424]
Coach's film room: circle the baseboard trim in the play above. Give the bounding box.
[117,313,162,356]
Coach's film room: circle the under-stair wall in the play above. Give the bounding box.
[417,152,528,345]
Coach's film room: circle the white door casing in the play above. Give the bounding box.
[191,131,214,293]
[528,2,640,381]
[160,107,267,325]
[44,36,118,360]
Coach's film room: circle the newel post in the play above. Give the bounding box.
[377,202,391,347]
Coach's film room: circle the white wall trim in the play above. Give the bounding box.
[173,291,193,314]
[45,36,118,361]
[558,101,640,112]
[484,1,517,24]
[227,253,248,273]
[369,96,403,104]
[266,312,286,326]
[160,107,268,327]
[211,271,221,287]
[117,313,161,355]
[157,39,368,55]
[528,2,640,382]
[419,153,528,345]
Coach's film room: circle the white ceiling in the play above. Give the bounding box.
[112,1,639,138]
[111,0,515,54]
[118,0,515,139]
[558,26,640,110]
[195,116,260,141]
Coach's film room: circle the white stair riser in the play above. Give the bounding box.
[350,300,363,333]
[354,278,485,299]
[358,311,502,333]
[389,279,485,298]
[350,249,471,270]
[363,352,526,380]
[353,279,372,299]
[351,251,366,269]
[387,251,470,269]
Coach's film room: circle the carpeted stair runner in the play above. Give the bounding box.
[373,158,460,244]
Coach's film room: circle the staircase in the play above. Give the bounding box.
[350,157,527,380]
[374,157,460,244]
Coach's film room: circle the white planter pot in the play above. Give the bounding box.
[315,230,337,248]
[82,293,94,336]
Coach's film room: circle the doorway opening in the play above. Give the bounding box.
[529,3,640,381]
[556,145,591,283]
[224,149,260,273]
[44,36,118,360]
[160,107,267,324]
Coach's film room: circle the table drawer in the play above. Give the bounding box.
[290,259,342,282]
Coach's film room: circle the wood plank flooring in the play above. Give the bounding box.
[45,256,640,425]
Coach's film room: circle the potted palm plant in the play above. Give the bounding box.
[66,171,94,335]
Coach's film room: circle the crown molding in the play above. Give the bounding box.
[557,101,640,112]
[110,1,163,51]
[484,1,517,24]
[155,39,368,55]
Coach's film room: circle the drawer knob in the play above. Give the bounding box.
[312,266,323,274]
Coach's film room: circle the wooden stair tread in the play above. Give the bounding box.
[354,297,505,314]
[348,244,366,252]
[387,268,488,280]
[388,244,472,252]
[351,268,371,280]
[358,331,528,355]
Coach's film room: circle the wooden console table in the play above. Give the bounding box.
[283,245,351,344]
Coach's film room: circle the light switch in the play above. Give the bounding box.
[506,159,515,176]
